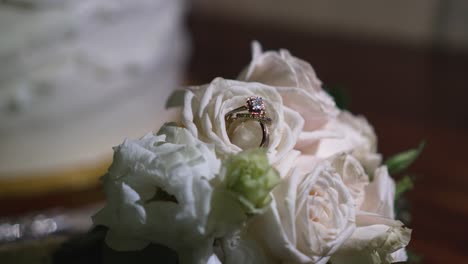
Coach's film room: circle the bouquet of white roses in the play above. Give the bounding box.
[93,42,421,264]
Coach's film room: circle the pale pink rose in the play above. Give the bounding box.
[331,153,370,208]
[238,41,339,154]
[330,166,412,264]
[249,158,356,264]
[315,111,382,175]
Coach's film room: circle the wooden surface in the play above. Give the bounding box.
[1,13,467,264]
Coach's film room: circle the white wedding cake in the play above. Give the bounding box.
[0,0,187,194]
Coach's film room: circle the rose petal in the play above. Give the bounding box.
[360,166,395,219]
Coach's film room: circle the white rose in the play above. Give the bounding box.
[93,125,220,264]
[250,158,355,264]
[294,153,369,208]
[182,77,304,175]
[360,167,395,218]
[331,153,370,208]
[215,231,272,264]
[207,254,222,264]
[315,111,382,175]
[330,221,411,264]
[238,41,324,94]
[330,166,412,264]
[238,41,339,153]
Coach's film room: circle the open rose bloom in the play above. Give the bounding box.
[94,42,412,264]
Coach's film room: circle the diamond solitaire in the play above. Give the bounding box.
[246,96,266,115]
[225,96,271,148]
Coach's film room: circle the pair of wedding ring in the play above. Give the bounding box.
[225,96,272,148]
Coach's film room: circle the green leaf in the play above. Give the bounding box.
[165,89,186,109]
[385,141,425,175]
[325,85,350,110]
[395,175,414,200]
[407,250,423,264]
[394,195,412,225]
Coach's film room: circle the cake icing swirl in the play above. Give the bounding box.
[0,0,187,176]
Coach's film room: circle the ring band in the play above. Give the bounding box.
[225,96,272,148]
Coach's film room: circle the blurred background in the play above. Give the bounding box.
[187,2,468,262]
[1,0,467,263]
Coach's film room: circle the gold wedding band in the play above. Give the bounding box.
[225,96,272,148]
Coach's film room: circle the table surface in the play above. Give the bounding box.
[1,13,468,264]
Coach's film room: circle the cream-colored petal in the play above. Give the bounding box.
[331,223,411,264]
[331,154,370,208]
[360,166,395,219]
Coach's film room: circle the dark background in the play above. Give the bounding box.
[2,4,468,264]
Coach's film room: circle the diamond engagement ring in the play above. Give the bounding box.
[225,96,272,148]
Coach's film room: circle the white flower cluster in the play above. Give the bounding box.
[94,42,411,264]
